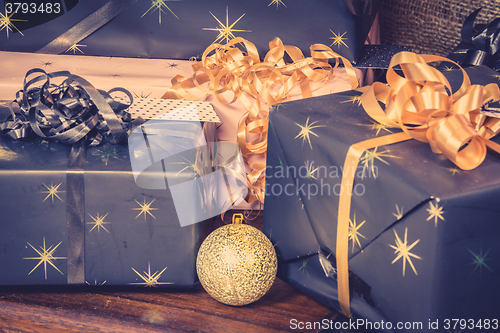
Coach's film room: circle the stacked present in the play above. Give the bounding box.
[0,0,377,288]
[263,53,500,329]
[6,1,500,332]
[0,68,228,286]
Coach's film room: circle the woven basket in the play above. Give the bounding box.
[379,0,500,56]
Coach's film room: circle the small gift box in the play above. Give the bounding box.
[0,0,380,63]
[262,56,500,330]
[0,69,234,287]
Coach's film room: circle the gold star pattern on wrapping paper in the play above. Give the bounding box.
[172,156,202,178]
[341,95,362,106]
[132,198,158,221]
[24,237,66,280]
[92,148,122,166]
[86,280,107,286]
[277,155,284,168]
[203,7,251,44]
[491,74,500,81]
[268,0,287,8]
[0,10,26,38]
[41,182,65,203]
[358,120,393,136]
[329,30,348,49]
[445,167,462,176]
[298,260,309,277]
[130,262,173,287]
[142,0,181,24]
[295,117,325,149]
[348,214,366,253]
[392,204,404,220]
[389,228,421,276]
[65,43,86,54]
[442,65,456,72]
[303,161,318,180]
[86,213,111,233]
[165,62,179,69]
[468,247,493,276]
[359,147,399,179]
[426,200,444,227]
[133,91,152,99]
[39,61,53,67]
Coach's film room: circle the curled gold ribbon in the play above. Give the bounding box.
[337,52,500,318]
[163,37,359,204]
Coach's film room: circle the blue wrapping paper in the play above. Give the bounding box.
[263,65,500,331]
[0,0,380,63]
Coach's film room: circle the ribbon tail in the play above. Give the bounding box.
[336,131,412,318]
[66,139,87,284]
[36,0,139,54]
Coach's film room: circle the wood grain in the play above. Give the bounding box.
[0,212,341,333]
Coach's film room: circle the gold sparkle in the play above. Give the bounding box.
[92,148,121,166]
[393,204,404,220]
[85,280,107,286]
[166,62,178,69]
[491,74,500,81]
[0,10,26,38]
[469,247,493,276]
[86,212,111,233]
[298,260,309,277]
[389,228,421,276]
[442,65,456,71]
[39,61,53,67]
[173,156,202,178]
[426,201,444,227]
[294,117,324,149]
[360,147,398,179]
[349,214,366,253]
[41,182,64,203]
[445,167,462,176]
[142,0,181,24]
[66,43,86,54]
[203,7,251,44]
[341,95,362,106]
[358,120,393,136]
[24,237,66,280]
[132,198,158,221]
[329,29,348,49]
[303,161,318,180]
[0,145,18,161]
[268,0,287,8]
[133,91,152,99]
[130,262,173,287]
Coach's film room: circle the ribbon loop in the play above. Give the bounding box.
[162,38,359,204]
[448,8,500,71]
[2,69,134,146]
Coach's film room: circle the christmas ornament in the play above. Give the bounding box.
[196,214,277,306]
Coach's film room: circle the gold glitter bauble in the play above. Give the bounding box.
[196,223,277,306]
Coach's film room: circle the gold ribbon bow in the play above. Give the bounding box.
[336,51,500,318]
[163,37,358,204]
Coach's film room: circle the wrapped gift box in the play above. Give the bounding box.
[0,91,224,286]
[0,50,363,209]
[0,0,380,63]
[262,65,500,329]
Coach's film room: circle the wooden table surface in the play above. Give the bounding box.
[0,211,347,333]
